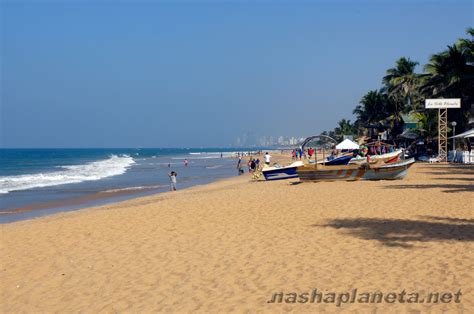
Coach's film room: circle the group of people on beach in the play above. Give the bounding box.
[236,152,272,175]
[291,148,314,160]
[168,151,272,190]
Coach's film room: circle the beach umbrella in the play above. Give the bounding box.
[335,139,360,150]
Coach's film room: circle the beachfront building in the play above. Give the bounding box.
[401,112,420,131]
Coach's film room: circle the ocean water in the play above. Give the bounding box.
[0,148,248,223]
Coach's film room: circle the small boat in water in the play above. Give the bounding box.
[262,161,304,181]
[298,158,415,182]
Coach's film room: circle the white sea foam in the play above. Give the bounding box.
[171,152,239,160]
[0,155,135,194]
[187,152,242,158]
[172,156,214,160]
[205,165,223,169]
[101,184,167,193]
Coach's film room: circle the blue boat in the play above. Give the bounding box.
[262,161,304,181]
[317,154,353,166]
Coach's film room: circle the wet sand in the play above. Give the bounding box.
[0,186,161,215]
[1,159,473,312]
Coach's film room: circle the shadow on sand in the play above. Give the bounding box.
[385,164,474,193]
[384,183,474,193]
[433,177,474,182]
[316,216,474,248]
[418,164,474,175]
[289,181,302,186]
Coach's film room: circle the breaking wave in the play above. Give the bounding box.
[0,155,135,194]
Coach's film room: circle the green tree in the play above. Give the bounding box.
[414,111,438,141]
[353,90,387,136]
[333,119,356,141]
[423,36,474,131]
[456,27,474,63]
[382,57,426,139]
[383,57,422,113]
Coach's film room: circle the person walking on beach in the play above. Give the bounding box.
[255,158,260,170]
[264,152,271,165]
[184,159,189,167]
[168,171,177,191]
[250,158,256,173]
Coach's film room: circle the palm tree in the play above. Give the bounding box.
[333,119,356,141]
[379,57,427,140]
[383,57,423,113]
[353,90,387,136]
[414,111,438,141]
[423,33,474,131]
[456,27,474,64]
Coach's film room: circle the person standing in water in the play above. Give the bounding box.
[237,156,243,175]
[168,171,177,191]
[184,159,189,167]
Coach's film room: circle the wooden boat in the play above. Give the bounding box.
[298,158,415,182]
[262,161,304,181]
[350,149,403,164]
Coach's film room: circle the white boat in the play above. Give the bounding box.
[350,149,403,164]
[262,161,304,181]
[298,158,415,182]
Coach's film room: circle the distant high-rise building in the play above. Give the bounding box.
[277,136,284,145]
[269,136,274,146]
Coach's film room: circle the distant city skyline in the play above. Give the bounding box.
[234,132,305,148]
[2,1,472,148]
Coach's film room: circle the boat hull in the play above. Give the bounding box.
[262,161,303,181]
[298,158,415,182]
[318,154,353,166]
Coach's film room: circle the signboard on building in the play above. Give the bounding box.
[425,98,461,109]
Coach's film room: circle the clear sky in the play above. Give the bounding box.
[1,0,473,148]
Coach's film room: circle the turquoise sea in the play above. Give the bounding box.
[0,148,252,223]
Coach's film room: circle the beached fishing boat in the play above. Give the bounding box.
[298,158,415,182]
[262,161,304,181]
[317,154,353,166]
[350,149,403,164]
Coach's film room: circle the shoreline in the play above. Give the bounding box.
[1,172,251,228]
[0,152,258,224]
[2,162,473,312]
[1,151,287,224]
[0,169,247,224]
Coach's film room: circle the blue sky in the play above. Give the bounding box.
[1,0,473,148]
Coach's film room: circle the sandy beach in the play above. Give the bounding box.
[1,157,473,312]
